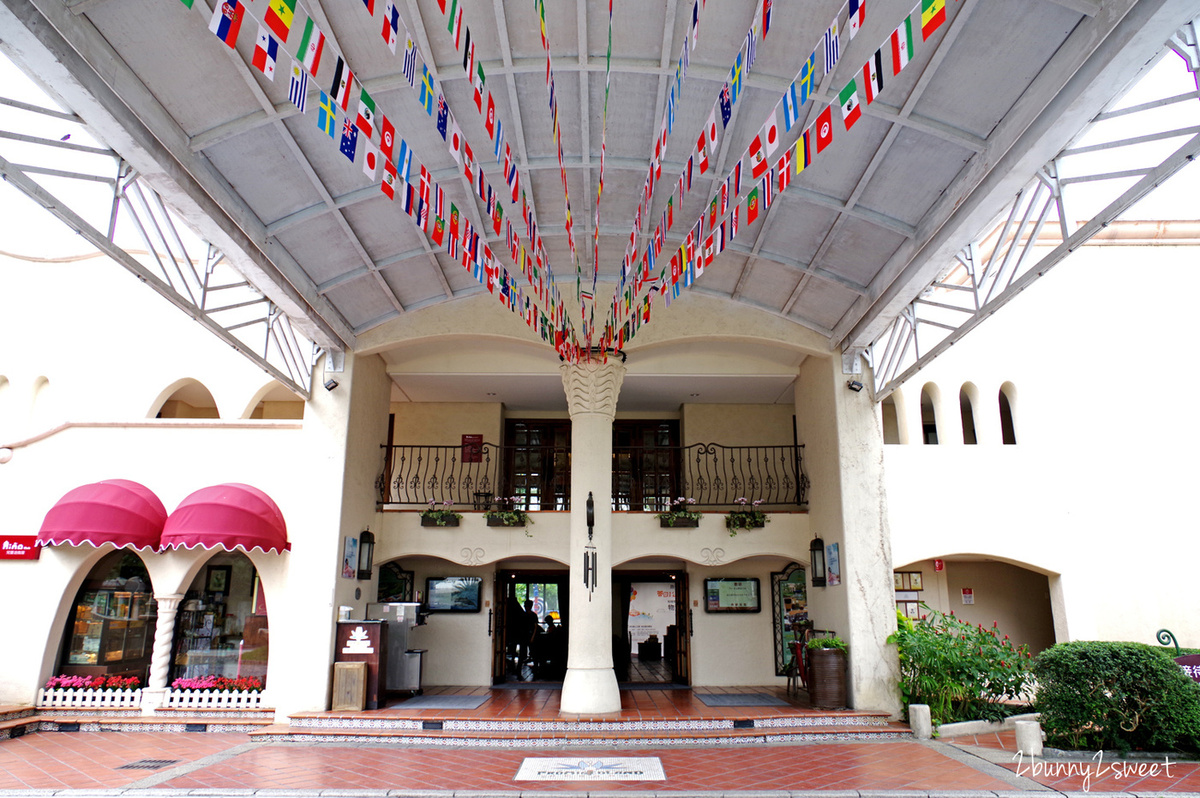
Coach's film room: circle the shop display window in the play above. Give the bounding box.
[60,552,157,683]
[169,553,269,686]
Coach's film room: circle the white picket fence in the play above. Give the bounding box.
[36,687,141,709]
[164,689,265,710]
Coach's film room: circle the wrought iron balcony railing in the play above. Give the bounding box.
[377,442,808,511]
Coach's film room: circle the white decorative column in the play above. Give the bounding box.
[141,593,183,714]
[559,359,625,715]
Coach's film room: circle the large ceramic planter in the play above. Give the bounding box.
[421,515,459,527]
[808,648,848,709]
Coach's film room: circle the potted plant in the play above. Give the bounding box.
[420,500,462,527]
[484,497,532,534]
[657,497,701,528]
[725,498,768,535]
[806,635,848,708]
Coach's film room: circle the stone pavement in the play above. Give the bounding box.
[0,728,1197,797]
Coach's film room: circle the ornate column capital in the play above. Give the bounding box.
[560,361,626,419]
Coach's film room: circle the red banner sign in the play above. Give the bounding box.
[1,536,40,560]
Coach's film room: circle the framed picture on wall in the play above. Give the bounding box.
[206,565,232,594]
[341,536,359,579]
[703,577,761,613]
[425,576,483,612]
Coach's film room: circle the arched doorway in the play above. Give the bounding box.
[169,551,269,687]
[613,566,689,686]
[493,567,570,684]
[57,550,157,686]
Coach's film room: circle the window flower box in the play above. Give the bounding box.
[657,497,702,528]
[420,501,462,527]
[725,499,769,535]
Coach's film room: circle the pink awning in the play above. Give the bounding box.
[161,483,289,554]
[37,479,167,550]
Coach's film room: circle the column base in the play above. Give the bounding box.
[139,687,167,716]
[560,667,620,715]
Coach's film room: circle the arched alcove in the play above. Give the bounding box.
[959,383,979,445]
[54,550,157,686]
[150,379,220,419]
[242,381,305,420]
[169,550,269,687]
[920,383,940,445]
[999,382,1018,445]
[880,394,901,444]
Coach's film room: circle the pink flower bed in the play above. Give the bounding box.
[170,675,263,692]
[44,674,141,691]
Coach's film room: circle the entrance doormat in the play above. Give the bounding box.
[515,756,665,781]
[395,695,488,709]
[696,692,788,707]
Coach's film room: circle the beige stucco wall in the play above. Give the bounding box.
[681,404,794,447]
[390,403,503,447]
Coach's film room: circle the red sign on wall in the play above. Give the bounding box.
[1,536,40,560]
[462,434,483,463]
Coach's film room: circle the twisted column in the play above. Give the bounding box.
[149,594,183,690]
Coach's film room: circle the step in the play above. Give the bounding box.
[0,705,35,723]
[32,713,275,733]
[0,715,40,741]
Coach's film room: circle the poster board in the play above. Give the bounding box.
[704,577,761,613]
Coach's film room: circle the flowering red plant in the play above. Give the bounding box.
[44,674,141,691]
[170,675,263,692]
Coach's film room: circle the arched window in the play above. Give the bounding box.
[58,551,157,686]
[153,379,219,418]
[246,382,305,420]
[170,552,269,688]
[881,395,901,444]
[960,384,978,445]
[921,384,939,445]
[999,383,1017,445]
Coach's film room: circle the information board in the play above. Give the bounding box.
[704,577,761,613]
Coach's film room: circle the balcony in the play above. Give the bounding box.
[377,442,808,511]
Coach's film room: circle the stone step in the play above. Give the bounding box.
[0,705,35,723]
[30,713,276,733]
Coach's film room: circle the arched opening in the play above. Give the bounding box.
[169,551,269,688]
[153,379,220,419]
[999,383,1017,445]
[881,394,901,444]
[244,381,305,420]
[920,384,939,445]
[959,383,978,445]
[56,550,157,686]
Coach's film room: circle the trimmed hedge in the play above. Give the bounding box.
[1033,641,1200,753]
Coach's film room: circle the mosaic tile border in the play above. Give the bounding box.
[294,715,892,733]
[755,714,890,728]
[291,716,424,730]
[258,733,773,748]
[34,720,265,733]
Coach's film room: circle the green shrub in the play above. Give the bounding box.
[887,605,1034,725]
[1033,641,1200,753]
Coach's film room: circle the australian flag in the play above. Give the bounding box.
[719,83,732,128]
[339,119,359,162]
[436,95,449,140]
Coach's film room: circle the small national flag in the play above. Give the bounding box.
[402,36,418,86]
[265,0,296,42]
[690,0,699,50]
[815,105,834,153]
[797,52,817,107]
[316,91,336,139]
[339,118,359,162]
[777,149,792,192]
[745,25,757,73]
[330,57,354,111]
[380,115,395,160]
[839,79,861,130]
[432,215,446,246]
[473,63,486,111]
[209,0,244,48]
[356,89,376,137]
[746,186,760,225]
[485,92,496,138]
[463,28,475,74]
[719,83,733,128]
[732,160,742,194]
[419,65,436,114]
[397,138,412,183]
[361,0,374,15]
[288,63,308,112]
[848,0,865,40]
[449,0,464,47]
[463,140,476,182]
[362,139,380,181]
[823,17,840,74]
[252,26,278,80]
[436,95,449,140]
[782,82,800,132]
[921,0,946,40]
[447,116,463,163]
[761,112,780,158]
[382,159,397,199]
[762,0,772,37]
[796,128,812,172]
[729,52,743,105]
[382,0,400,53]
[296,17,325,76]
[863,49,884,104]
[747,132,769,180]
[891,15,915,74]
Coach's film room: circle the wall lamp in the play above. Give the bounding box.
[809,535,827,588]
[846,379,864,392]
[357,529,375,580]
[324,377,339,391]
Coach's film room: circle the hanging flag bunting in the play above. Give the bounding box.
[382,158,396,199]
[288,62,308,112]
[316,90,336,138]
[339,117,359,162]
[402,36,418,86]
[382,0,399,53]
[782,81,800,132]
[839,79,862,130]
[848,0,865,39]
[209,0,244,48]
[356,88,375,137]
[863,49,884,104]
[361,139,380,181]
[815,105,834,152]
[891,14,915,74]
[379,116,395,161]
[823,17,840,73]
[921,0,946,39]
[264,0,296,42]
[252,26,278,80]
[295,17,325,76]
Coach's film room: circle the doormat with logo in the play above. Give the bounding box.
[515,757,665,781]
[696,692,788,706]
[395,695,488,709]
